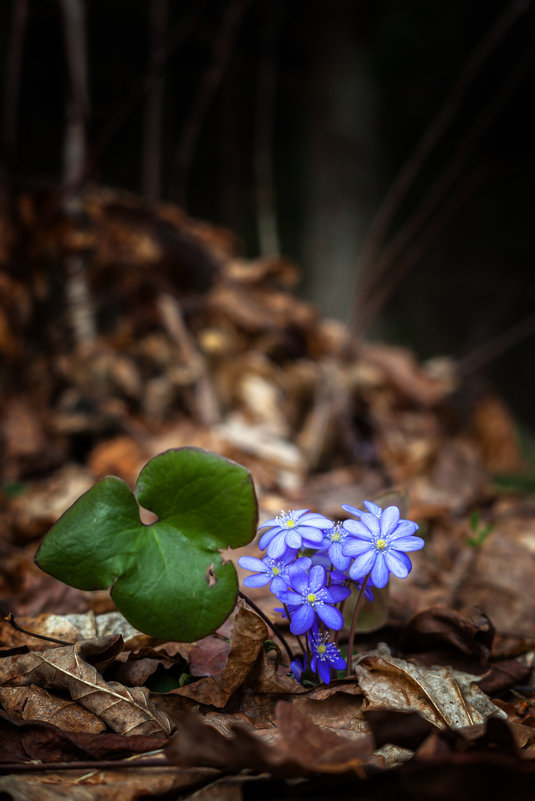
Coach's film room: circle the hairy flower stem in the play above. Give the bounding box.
[334,598,347,648]
[238,591,293,663]
[345,573,370,677]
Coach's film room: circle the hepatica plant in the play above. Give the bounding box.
[239,499,424,684]
[35,446,424,685]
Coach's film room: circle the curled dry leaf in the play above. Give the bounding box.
[167,700,376,777]
[0,610,148,651]
[0,634,172,736]
[401,606,494,663]
[0,767,218,801]
[0,706,169,765]
[174,607,268,707]
[354,652,506,729]
[0,685,105,733]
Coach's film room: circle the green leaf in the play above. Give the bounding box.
[35,448,258,642]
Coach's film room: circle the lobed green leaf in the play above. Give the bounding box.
[35,448,258,642]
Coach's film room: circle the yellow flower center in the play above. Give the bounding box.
[317,644,326,655]
[285,519,296,527]
[376,539,387,550]
[272,566,280,575]
[306,593,316,604]
[331,531,340,541]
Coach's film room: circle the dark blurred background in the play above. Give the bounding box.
[1,0,534,428]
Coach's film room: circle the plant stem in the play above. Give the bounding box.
[345,574,370,677]
[334,597,347,648]
[238,591,293,663]
[2,613,73,646]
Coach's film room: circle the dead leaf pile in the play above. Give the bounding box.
[1,186,527,511]
[1,602,534,799]
[1,187,535,799]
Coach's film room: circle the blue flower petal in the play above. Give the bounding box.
[270,576,289,594]
[363,500,382,516]
[390,535,425,551]
[290,656,306,681]
[385,549,412,577]
[290,604,316,634]
[277,589,302,605]
[238,555,266,572]
[327,584,351,603]
[317,660,332,684]
[348,549,376,581]
[371,552,390,588]
[380,506,400,536]
[243,573,272,588]
[329,541,351,571]
[316,603,344,630]
[285,529,302,549]
[341,503,362,517]
[342,519,375,540]
[359,512,381,536]
[388,520,419,539]
[328,652,347,670]
[287,565,310,594]
[300,512,334,527]
[309,551,331,568]
[296,526,324,542]
[259,526,282,550]
[258,516,283,529]
[343,537,374,556]
[309,564,327,593]
[267,531,290,558]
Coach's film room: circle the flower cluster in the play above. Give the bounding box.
[239,501,424,685]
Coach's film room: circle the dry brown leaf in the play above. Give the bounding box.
[0,611,153,651]
[174,607,268,707]
[0,685,105,733]
[0,635,172,736]
[0,767,218,801]
[360,343,452,406]
[454,509,535,635]
[167,700,375,777]
[354,650,506,729]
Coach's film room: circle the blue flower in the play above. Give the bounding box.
[290,653,307,682]
[342,500,382,519]
[258,509,334,558]
[277,564,349,635]
[319,522,352,571]
[342,503,424,589]
[308,627,346,684]
[238,551,311,594]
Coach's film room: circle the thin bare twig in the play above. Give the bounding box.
[254,0,283,256]
[352,0,531,323]
[171,0,251,207]
[60,0,96,346]
[458,313,535,377]
[352,39,535,340]
[156,293,220,426]
[0,758,172,775]
[354,164,487,341]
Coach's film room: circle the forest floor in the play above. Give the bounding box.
[1,189,535,800]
